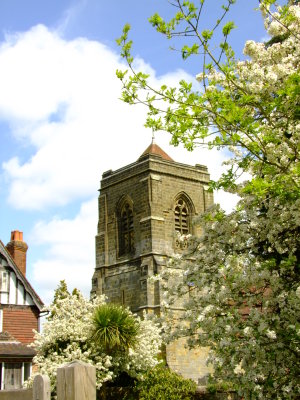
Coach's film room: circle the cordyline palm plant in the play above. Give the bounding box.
[91,304,139,354]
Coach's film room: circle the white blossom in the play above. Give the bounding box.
[266,330,277,340]
[120,2,300,398]
[243,327,251,336]
[27,290,162,393]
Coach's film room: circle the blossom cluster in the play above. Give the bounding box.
[158,4,300,398]
[28,289,162,393]
[114,1,300,397]
[162,198,300,398]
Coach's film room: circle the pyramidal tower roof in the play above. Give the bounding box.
[139,138,173,161]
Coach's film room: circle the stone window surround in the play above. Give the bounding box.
[117,197,135,257]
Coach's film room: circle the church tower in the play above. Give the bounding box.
[91,141,214,381]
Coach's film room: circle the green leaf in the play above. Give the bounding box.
[202,30,213,40]
[116,69,127,79]
[222,21,236,36]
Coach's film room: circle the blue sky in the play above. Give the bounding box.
[0,0,268,304]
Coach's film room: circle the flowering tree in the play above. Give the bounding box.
[117,1,300,398]
[30,282,162,393]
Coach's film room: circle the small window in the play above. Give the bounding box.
[23,363,31,383]
[174,198,189,235]
[1,272,8,292]
[119,203,134,256]
[3,363,22,390]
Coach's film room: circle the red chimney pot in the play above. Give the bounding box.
[6,230,28,276]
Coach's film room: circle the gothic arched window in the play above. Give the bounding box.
[119,202,134,256]
[174,198,189,235]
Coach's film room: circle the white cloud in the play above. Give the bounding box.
[0,26,70,121]
[0,25,151,209]
[0,25,238,303]
[29,198,97,304]
[0,24,234,212]
[56,0,88,36]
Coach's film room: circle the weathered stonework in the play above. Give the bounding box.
[91,144,214,382]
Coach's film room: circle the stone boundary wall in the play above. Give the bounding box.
[0,387,238,400]
[0,388,32,400]
[0,362,240,400]
[97,387,240,399]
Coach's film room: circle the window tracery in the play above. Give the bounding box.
[174,196,193,250]
[174,198,189,235]
[119,202,134,256]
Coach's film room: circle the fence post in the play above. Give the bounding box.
[33,374,51,400]
[57,360,96,400]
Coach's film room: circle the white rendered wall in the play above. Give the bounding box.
[8,271,17,304]
[0,256,36,307]
[25,292,34,305]
[17,282,25,305]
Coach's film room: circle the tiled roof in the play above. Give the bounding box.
[139,141,173,161]
[0,341,36,357]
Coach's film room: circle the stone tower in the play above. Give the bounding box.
[91,140,214,381]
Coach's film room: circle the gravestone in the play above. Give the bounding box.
[57,360,96,400]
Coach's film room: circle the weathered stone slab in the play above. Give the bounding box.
[33,374,50,400]
[57,360,96,400]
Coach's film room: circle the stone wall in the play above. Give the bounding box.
[97,387,240,399]
[0,389,32,400]
[92,153,213,307]
[166,338,212,383]
[91,150,214,380]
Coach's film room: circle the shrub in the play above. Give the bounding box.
[92,304,139,354]
[135,364,197,400]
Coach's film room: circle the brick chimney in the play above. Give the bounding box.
[6,231,28,276]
